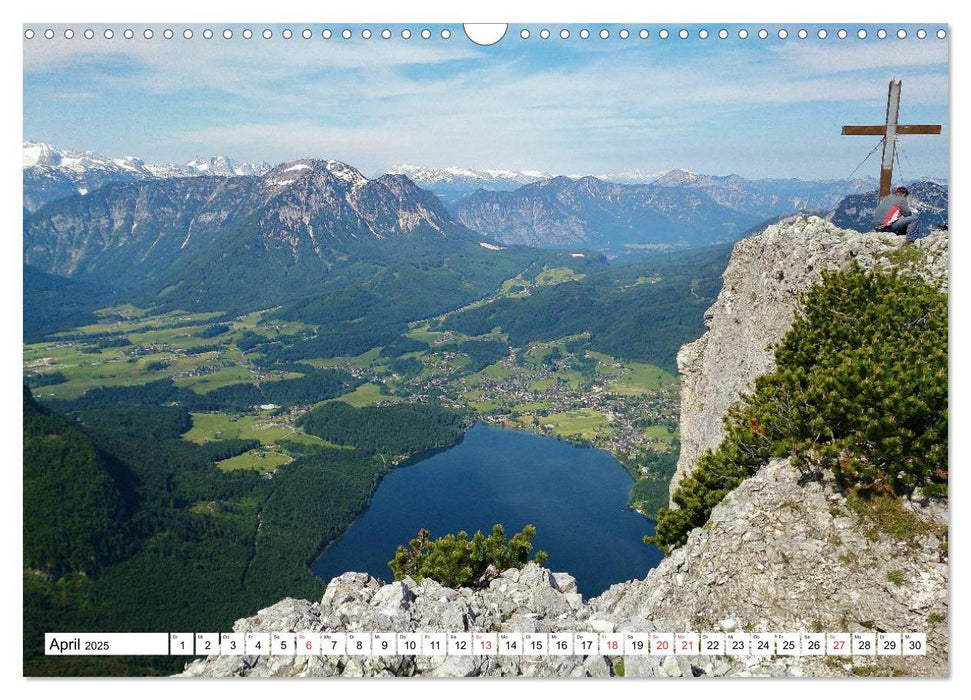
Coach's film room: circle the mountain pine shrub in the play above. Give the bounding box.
[649,264,947,552]
[389,524,547,588]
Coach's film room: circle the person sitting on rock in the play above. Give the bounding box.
[874,186,921,242]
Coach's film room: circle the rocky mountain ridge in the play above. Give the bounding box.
[454,176,760,250]
[452,174,881,252]
[389,162,878,214]
[386,164,680,204]
[23,159,461,300]
[179,217,949,678]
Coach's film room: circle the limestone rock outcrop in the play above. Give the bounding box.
[671,217,948,499]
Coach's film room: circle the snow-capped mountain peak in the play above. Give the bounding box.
[260,159,370,193]
[325,160,369,188]
[22,141,274,212]
[23,141,64,168]
[23,141,273,177]
[23,141,148,174]
[651,168,701,186]
[387,164,552,187]
[261,159,319,192]
[181,155,270,177]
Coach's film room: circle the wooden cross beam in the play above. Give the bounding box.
[842,79,941,198]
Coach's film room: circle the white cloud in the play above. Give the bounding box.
[768,38,948,75]
[24,25,948,177]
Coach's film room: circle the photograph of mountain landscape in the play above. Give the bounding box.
[22,22,948,679]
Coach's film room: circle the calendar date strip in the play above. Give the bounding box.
[46,631,927,657]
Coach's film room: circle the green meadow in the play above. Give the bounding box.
[328,382,395,408]
[643,424,676,447]
[216,449,292,473]
[542,409,608,439]
[182,412,293,445]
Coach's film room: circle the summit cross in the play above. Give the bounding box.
[841,79,941,199]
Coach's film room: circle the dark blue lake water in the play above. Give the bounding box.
[312,422,662,598]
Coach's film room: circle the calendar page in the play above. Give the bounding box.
[22,13,949,681]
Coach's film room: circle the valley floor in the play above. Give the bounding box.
[25,300,681,513]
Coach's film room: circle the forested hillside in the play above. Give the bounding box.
[23,382,470,675]
[438,245,730,372]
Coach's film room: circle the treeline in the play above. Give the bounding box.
[76,336,133,354]
[196,323,231,339]
[244,443,387,601]
[257,325,404,363]
[184,343,223,356]
[380,335,430,358]
[390,356,423,379]
[26,371,68,387]
[201,367,360,407]
[298,401,470,457]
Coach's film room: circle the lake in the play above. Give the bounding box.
[312,422,663,598]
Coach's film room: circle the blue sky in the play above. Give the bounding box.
[23,23,949,180]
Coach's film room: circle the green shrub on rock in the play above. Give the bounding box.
[649,264,947,552]
[389,524,547,588]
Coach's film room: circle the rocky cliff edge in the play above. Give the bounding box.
[672,216,948,498]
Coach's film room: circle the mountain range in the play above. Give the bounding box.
[385,165,554,205]
[22,143,949,318]
[385,164,692,203]
[25,159,487,305]
[23,142,272,213]
[27,142,880,227]
[388,163,881,214]
[450,172,895,251]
